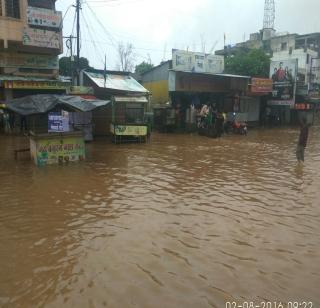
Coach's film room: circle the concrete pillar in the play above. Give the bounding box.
[1,0,5,16]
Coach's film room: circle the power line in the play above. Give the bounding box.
[81,9,106,66]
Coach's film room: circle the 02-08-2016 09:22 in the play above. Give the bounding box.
[225,301,313,308]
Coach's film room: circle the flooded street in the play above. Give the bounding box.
[0,128,320,308]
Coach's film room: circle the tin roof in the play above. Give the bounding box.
[84,71,149,93]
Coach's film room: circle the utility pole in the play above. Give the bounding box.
[64,35,76,85]
[76,0,81,86]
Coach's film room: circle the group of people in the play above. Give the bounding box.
[197,104,247,137]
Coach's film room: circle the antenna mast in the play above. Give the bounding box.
[263,0,275,29]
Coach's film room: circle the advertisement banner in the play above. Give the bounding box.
[268,59,298,106]
[111,124,147,136]
[27,6,62,29]
[0,52,58,69]
[48,111,69,133]
[22,27,61,49]
[4,80,68,90]
[251,78,273,93]
[32,137,85,166]
[172,50,224,74]
[205,54,225,74]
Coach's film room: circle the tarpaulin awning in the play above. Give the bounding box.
[5,94,110,115]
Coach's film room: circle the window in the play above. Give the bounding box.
[281,42,287,51]
[0,0,2,16]
[27,0,54,10]
[5,0,20,19]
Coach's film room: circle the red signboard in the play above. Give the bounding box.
[294,103,311,110]
[251,78,273,93]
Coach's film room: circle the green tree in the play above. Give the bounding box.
[135,61,154,75]
[59,56,92,77]
[224,49,271,77]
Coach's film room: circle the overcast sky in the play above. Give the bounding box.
[56,0,320,71]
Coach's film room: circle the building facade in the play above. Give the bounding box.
[0,0,67,103]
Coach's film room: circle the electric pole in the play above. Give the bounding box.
[76,0,81,86]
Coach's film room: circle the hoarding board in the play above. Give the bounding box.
[172,50,194,72]
[0,53,58,69]
[4,80,68,90]
[48,111,69,133]
[22,27,61,49]
[268,59,298,106]
[251,78,273,93]
[205,54,224,74]
[172,50,224,74]
[27,6,62,29]
[31,136,85,166]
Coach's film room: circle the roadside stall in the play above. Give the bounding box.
[5,94,110,166]
[110,95,149,143]
[81,70,150,143]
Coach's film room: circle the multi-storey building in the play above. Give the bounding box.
[216,31,320,88]
[0,0,68,102]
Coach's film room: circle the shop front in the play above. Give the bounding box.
[168,70,250,135]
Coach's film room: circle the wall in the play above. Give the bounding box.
[270,34,296,53]
[143,80,169,106]
[240,96,260,122]
[142,61,170,106]
[0,0,27,47]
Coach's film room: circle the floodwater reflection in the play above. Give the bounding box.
[0,127,320,308]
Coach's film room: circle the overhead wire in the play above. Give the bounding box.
[81,8,106,67]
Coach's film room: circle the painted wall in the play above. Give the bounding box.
[270,35,296,53]
[143,80,169,106]
[142,61,170,106]
[0,0,27,47]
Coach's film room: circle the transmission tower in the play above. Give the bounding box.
[263,0,275,29]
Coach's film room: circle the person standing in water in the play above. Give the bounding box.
[296,118,309,163]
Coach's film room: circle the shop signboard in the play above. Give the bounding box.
[110,124,147,136]
[0,52,58,69]
[294,103,311,110]
[251,78,273,93]
[268,59,298,106]
[27,7,62,29]
[30,136,85,166]
[22,27,61,49]
[172,50,224,74]
[4,80,68,90]
[48,111,69,133]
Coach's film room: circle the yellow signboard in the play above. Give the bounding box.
[4,80,68,90]
[30,136,85,166]
[111,124,147,136]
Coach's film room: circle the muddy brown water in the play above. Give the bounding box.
[0,128,319,308]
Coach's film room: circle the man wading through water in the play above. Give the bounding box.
[296,118,309,163]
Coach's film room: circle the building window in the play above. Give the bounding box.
[27,0,54,10]
[281,42,287,51]
[0,0,3,16]
[5,0,20,19]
